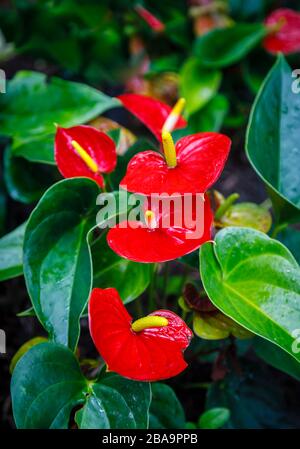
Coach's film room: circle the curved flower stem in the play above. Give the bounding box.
[271,222,288,238]
[148,263,158,311]
[215,193,239,221]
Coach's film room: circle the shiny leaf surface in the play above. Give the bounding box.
[200,227,300,361]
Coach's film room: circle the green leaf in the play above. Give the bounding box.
[4,145,58,203]
[180,58,221,116]
[277,227,300,265]
[11,342,151,429]
[23,178,100,350]
[198,407,230,429]
[0,71,120,164]
[200,227,300,362]
[11,342,87,429]
[0,222,26,281]
[193,24,266,68]
[188,94,229,133]
[92,232,152,304]
[149,383,185,429]
[254,337,300,382]
[9,336,48,374]
[76,373,151,429]
[206,359,300,428]
[246,55,300,224]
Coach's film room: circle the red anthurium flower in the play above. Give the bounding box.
[120,131,231,196]
[55,125,117,188]
[117,94,187,141]
[263,8,300,54]
[89,288,193,381]
[135,5,165,32]
[107,194,213,263]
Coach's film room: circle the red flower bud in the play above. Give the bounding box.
[135,5,165,32]
[89,288,193,381]
[263,8,300,54]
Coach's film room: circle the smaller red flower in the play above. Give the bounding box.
[135,5,165,32]
[120,131,231,196]
[55,125,117,188]
[117,94,187,141]
[263,8,300,54]
[107,194,213,263]
[89,288,193,381]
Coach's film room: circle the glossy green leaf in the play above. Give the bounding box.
[11,342,87,429]
[206,359,300,428]
[0,182,6,235]
[149,383,185,429]
[0,222,26,281]
[188,94,229,133]
[23,178,100,350]
[199,407,230,429]
[194,24,266,68]
[246,56,300,223]
[0,71,120,164]
[180,58,221,115]
[4,145,58,203]
[200,227,300,362]
[92,233,152,304]
[254,337,300,382]
[277,227,300,265]
[9,337,48,374]
[76,373,151,429]
[11,342,151,429]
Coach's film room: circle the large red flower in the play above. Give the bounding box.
[55,125,117,188]
[117,94,187,141]
[120,132,231,196]
[89,288,193,381]
[107,194,213,263]
[263,8,300,54]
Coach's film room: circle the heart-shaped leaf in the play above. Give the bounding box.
[149,383,185,429]
[4,145,58,204]
[0,71,120,164]
[254,337,300,382]
[0,222,26,281]
[92,232,152,304]
[246,55,300,223]
[75,373,150,429]
[23,178,100,350]
[200,227,300,362]
[180,58,222,116]
[193,24,266,68]
[11,342,150,429]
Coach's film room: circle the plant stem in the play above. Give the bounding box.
[148,263,158,311]
[215,193,239,221]
[271,222,288,238]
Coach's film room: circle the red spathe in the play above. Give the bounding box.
[120,132,231,195]
[55,125,117,188]
[89,288,193,381]
[107,195,213,263]
[117,94,187,141]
